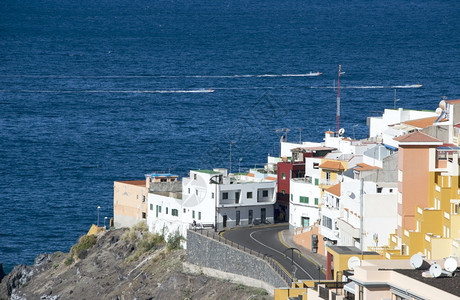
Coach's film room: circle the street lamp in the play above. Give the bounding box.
[352,124,358,140]
[283,247,301,280]
[238,158,243,174]
[229,141,235,173]
[104,216,108,229]
[97,206,101,227]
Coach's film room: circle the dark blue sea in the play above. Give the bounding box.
[1,0,459,273]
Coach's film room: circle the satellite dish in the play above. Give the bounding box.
[338,128,345,136]
[439,100,446,110]
[348,256,361,270]
[444,257,458,272]
[410,253,424,269]
[435,107,443,115]
[429,263,442,278]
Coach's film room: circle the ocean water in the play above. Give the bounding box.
[0,0,459,273]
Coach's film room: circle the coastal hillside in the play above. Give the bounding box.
[0,225,269,300]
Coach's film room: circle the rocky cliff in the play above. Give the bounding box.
[0,225,269,300]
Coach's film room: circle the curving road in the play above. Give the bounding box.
[221,223,325,281]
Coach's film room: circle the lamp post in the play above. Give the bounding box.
[104,216,108,229]
[229,141,235,173]
[238,158,243,174]
[283,247,301,280]
[352,124,358,140]
[97,206,101,227]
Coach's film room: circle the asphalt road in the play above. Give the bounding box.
[222,223,325,281]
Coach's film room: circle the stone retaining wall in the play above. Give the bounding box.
[186,230,288,288]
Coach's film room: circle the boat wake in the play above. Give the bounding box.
[0,89,215,94]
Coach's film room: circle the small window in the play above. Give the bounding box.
[377,187,383,193]
[183,208,186,213]
[198,212,201,220]
[281,190,286,195]
[194,174,197,180]
[196,189,198,195]
[223,192,228,199]
[315,178,319,185]
[160,178,167,182]
[192,210,195,219]
[313,162,319,169]
[166,207,168,214]
[290,194,293,201]
[142,212,146,219]
[281,172,286,180]
[142,195,146,202]
[247,192,252,199]
[211,192,214,199]
[150,204,153,210]
[188,188,190,194]
[262,190,268,197]
[315,198,319,205]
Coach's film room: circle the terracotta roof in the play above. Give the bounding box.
[354,163,381,172]
[325,130,334,134]
[319,160,345,171]
[393,131,442,144]
[402,116,438,129]
[446,99,460,104]
[265,176,277,181]
[247,173,255,177]
[116,180,146,187]
[326,183,341,197]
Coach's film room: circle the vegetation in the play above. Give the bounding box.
[167,231,184,251]
[124,222,166,262]
[70,234,97,260]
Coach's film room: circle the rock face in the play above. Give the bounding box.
[0,228,269,300]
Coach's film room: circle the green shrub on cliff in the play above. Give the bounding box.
[167,231,184,251]
[70,234,97,260]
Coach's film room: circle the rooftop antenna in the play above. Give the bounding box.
[276,128,290,142]
[298,128,302,144]
[394,89,400,109]
[337,65,345,135]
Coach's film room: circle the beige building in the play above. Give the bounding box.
[114,173,178,228]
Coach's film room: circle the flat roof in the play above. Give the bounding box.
[193,169,221,174]
[328,246,379,256]
[115,180,146,187]
[394,269,460,297]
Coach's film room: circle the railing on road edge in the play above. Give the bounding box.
[189,228,293,286]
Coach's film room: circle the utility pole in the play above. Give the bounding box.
[299,128,302,144]
[336,65,345,135]
[229,141,235,173]
[394,89,400,109]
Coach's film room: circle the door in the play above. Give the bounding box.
[248,210,253,224]
[223,215,227,228]
[261,208,266,223]
[236,211,240,226]
[235,192,240,204]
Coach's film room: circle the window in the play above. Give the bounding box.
[211,192,214,199]
[235,192,240,204]
[313,162,319,169]
[166,207,168,214]
[142,195,146,202]
[322,216,332,229]
[315,198,319,205]
[198,212,201,220]
[223,192,228,200]
[281,172,286,180]
[248,210,253,224]
[300,196,309,204]
[236,211,240,225]
[171,209,179,216]
[183,208,186,213]
[194,174,197,180]
[315,178,319,185]
[281,190,286,195]
[261,208,266,223]
[247,192,252,199]
[301,217,310,227]
[160,178,167,182]
[377,187,383,193]
[195,189,198,195]
[188,188,190,194]
[150,204,153,210]
[142,212,146,219]
[325,171,331,181]
[262,190,268,197]
[192,210,195,219]
[290,194,293,201]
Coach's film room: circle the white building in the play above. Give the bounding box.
[147,168,276,240]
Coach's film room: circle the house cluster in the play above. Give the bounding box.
[113,99,460,264]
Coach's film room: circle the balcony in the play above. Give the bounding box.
[319,179,340,187]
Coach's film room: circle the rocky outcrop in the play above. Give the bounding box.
[0,228,269,300]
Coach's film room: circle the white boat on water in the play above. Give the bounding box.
[391,84,423,88]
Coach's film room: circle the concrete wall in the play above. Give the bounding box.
[113,181,147,228]
[186,230,288,288]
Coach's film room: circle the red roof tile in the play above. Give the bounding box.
[326,183,341,197]
[393,131,442,144]
[319,160,345,171]
[402,116,438,129]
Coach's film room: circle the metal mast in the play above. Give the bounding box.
[336,65,343,135]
